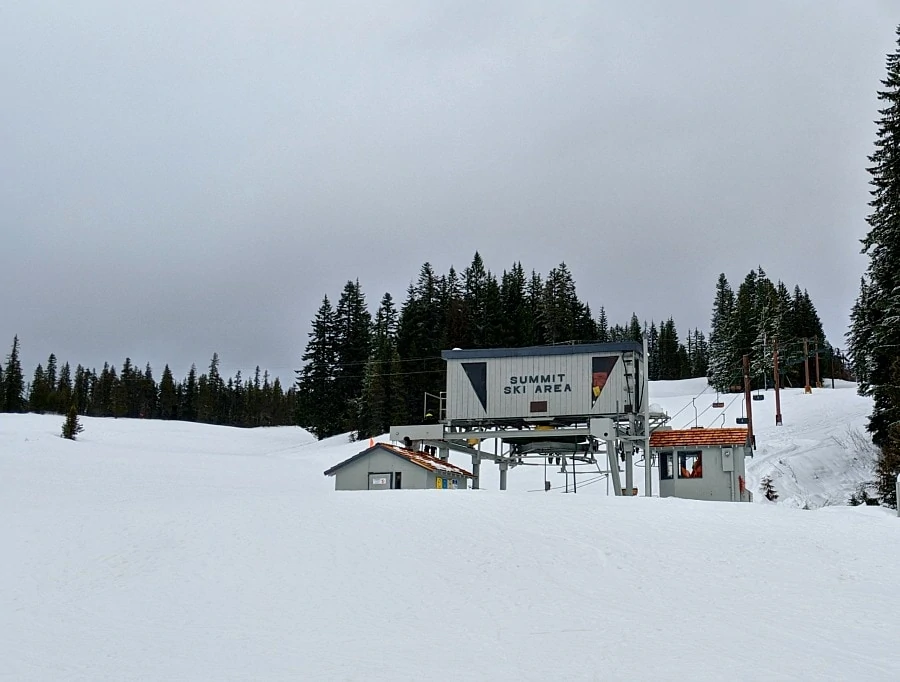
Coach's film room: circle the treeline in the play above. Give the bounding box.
[0,337,295,428]
[295,255,662,439]
[295,253,826,440]
[847,26,900,506]
[707,267,833,392]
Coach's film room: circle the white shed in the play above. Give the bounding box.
[324,442,474,491]
[650,428,753,502]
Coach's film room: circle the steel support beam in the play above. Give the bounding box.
[643,334,653,497]
[606,439,622,495]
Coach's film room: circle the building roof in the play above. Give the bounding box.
[649,428,749,448]
[441,341,643,361]
[323,443,474,478]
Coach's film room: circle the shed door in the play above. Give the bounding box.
[368,473,391,490]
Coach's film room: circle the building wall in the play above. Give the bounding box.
[334,451,430,491]
[445,351,636,422]
[426,471,468,489]
[657,445,749,502]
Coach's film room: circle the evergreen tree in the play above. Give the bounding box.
[3,336,26,413]
[627,314,643,343]
[182,364,199,421]
[29,364,50,413]
[56,362,72,415]
[442,266,468,349]
[708,274,738,391]
[526,270,545,345]
[691,330,709,378]
[159,365,177,419]
[396,265,445,426]
[499,262,528,347]
[733,269,760,360]
[541,263,578,344]
[760,475,778,502]
[751,273,778,384]
[463,252,490,346]
[359,293,400,438]
[481,272,504,347]
[45,353,58,410]
[198,353,224,423]
[333,279,372,434]
[848,27,900,504]
[61,404,84,440]
[647,321,660,380]
[657,319,681,380]
[596,307,610,343]
[296,296,341,438]
[73,365,89,414]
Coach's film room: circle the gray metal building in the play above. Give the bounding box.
[324,442,474,491]
[442,342,643,424]
[650,428,753,502]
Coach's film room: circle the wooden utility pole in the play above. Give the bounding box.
[831,347,836,389]
[803,338,812,394]
[814,335,822,388]
[773,339,783,426]
[743,354,755,448]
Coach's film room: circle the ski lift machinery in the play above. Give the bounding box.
[390,340,670,495]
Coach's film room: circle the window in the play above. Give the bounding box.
[660,452,674,480]
[394,472,402,489]
[678,452,703,479]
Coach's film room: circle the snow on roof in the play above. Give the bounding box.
[649,428,749,448]
[323,442,474,478]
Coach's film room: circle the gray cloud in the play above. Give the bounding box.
[1,0,896,379]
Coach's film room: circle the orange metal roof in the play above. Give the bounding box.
[377,443,474,477]
[649,428,749,448]
[324,442,474,478]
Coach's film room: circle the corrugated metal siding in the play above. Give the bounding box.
[445,351,634,421]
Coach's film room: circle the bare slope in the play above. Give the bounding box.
[2,402,898,681]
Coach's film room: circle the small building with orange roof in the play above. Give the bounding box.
[649,428,753,502]
[324,442,474,491]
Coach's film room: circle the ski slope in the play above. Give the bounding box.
[2,380,898,681]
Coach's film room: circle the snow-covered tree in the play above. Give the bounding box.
[760,475,778,502]
[848,26,900,505]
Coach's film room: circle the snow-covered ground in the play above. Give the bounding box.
[2,380,898,680]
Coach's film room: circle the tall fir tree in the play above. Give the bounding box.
[296,296,342,438]
[3,336,25,413]
[29,364,50,413]
[333,280,372,434]
[541,263,578,344]
[708,274,738,391]
[848,26,900,505]
[596,307,610,343]
[499,262,528,347]
[56,362,72,414]
[159,365,177,419]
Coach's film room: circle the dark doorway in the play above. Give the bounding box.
[394,472,402,489]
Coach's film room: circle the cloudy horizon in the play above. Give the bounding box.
[2,1,897,381]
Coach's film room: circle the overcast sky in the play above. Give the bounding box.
[1,1,897,381]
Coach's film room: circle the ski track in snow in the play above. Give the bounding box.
[2,380,898,681]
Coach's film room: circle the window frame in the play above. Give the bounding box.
[678,450,703,479]
[660,452,674,480]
